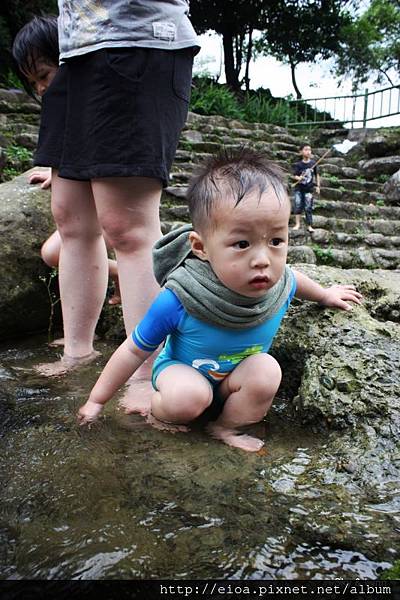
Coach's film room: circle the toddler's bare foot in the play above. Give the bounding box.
[118,377,153,416]
[146,412,190,433]
[108,293,121,305]
[207,423,264,452]
[292,224,300,231]
[35,350,100,377]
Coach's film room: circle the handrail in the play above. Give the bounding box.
[286,85,400,128]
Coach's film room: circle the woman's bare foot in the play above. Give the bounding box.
[48,334,99,347]
[35,350,100,377]
[146,412,190,433]
[307,226,315,232]
[292,224,300,231]
[207,423,264,452]
[118,377,153,416]
[48,337,65,347]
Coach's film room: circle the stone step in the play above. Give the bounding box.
[318,187,385,204]
[320,177,382,193]
[288,244,400,270]
[313,199,400,220]
[290,228,400,249]
[311,215,400,236]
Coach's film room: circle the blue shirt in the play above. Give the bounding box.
[133,270,297,385]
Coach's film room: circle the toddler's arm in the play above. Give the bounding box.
[28,168,52,189]
[293,269,362,311]
[78,336,151,425]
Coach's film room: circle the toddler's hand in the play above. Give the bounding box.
[28,170,52,189]
[77,400,104,426]
[319,284,362,311]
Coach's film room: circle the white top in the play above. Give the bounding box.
[58,0,199,59]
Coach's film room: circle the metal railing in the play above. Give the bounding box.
[286,85,400,128]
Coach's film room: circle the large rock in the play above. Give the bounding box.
[0,169,55,339]
[364,128,400,158]
[358,155,400,178]
[383,168,400,205]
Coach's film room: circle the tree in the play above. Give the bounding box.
[190,1,272,91]
[334,0,400,89]
[254,0,351,99]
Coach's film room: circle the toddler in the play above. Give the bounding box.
[78,148,361,452]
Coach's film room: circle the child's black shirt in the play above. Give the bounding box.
[293,159,318,192]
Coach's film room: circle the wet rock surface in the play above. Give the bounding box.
[0,336,397,578]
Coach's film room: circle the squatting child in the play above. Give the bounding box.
[78,149,361,452]
[12,16,121,307]
[292,143,320,232]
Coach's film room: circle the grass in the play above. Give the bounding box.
[189,77,332,128]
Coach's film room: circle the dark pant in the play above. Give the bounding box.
[293,190,314,226]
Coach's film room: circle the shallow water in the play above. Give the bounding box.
[0,336,397,580]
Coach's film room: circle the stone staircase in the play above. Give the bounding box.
[1,87,399,270]
[162,112,400,270]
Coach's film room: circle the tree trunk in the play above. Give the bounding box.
[290,59,302,99]
[222,28,241,91]
[244,28,253,91]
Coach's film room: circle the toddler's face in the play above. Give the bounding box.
[25,59,57,97]
[192,188,290,298]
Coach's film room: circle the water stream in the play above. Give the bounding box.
[0,336,397,580]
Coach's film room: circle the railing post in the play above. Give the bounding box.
[362,88,369,127]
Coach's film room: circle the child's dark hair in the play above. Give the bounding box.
[299,142,311,150]
[187,147,289,232]
[12,16,58,95]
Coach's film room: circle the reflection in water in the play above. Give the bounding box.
[0,337,397,579]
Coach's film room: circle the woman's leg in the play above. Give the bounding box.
[94,176,162,409]
[36,171,108,375]
[208,353,282,452]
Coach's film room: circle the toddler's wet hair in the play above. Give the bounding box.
[187,146,288,231]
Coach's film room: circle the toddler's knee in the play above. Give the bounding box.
[247,354,282,397]
[40,243,58,268]
[162,384,212,422]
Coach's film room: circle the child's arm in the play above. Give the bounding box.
[77,336,152,425]
[292,269,362,311]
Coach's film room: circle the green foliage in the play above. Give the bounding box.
[190,78,333,127]
[376,174,391,183]
[334,0,400,89]
[254,0,351,98]
[375,198,385,207]
[5,144,32,163]
[312,244,335,265]
[241,93,292,125]
[1,145,33,183]
[39,267,60,344]
[190,79,244,119]
[380,560,400,580]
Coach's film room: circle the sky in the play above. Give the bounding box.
[195,32,400,129]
